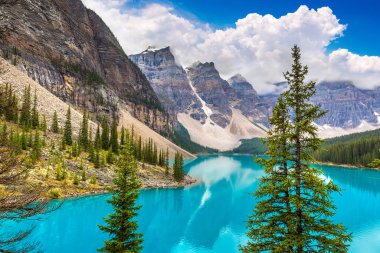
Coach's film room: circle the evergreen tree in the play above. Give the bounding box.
[242,45,351,253]
[79,111,89,149]
[101,116,110,150]
[173,152,184,182]
[95,125,102,150]
[31,89,39,129]
[110,117,119,154]
[120,126,125,146]
[32,129,42,161]
[21,130,27,150]
[20,85,31,128]
[98,145,143,253]
[63,107,72,146]
[42,114,47,136]
[52,111,59,133]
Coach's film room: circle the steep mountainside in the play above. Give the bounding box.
[0,0,169,133]
[130,47,267,151]
[129,47,205,120]
[0,57,193,159]
[260,81,380,138]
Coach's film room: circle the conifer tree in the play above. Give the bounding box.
[110,117,119,154]
[52,111,59,133]
[42,114,47,136]
[242,45,351,253]
[120,126,125,146]
[173,152,184,182]
[101,116,110,150]
[63,107,72,146]
[32,129,42,161]
[95,125,102,150]
[79,111,89,149]
[31,89,39,129]
[20,85,31,128]
[98,145,143,253]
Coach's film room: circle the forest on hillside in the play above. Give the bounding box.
[313,129,380,167]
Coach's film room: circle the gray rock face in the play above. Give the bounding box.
[313,81,378,127]
[0,0,170,133]
[228,74,271,127]
[186,62,235,127]
[260,81,380,128]
[129,47,205,122]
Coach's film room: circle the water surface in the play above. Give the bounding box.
[3,155,380,252]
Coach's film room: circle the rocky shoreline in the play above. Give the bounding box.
[61,175,198,200]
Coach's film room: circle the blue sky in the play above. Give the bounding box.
[125,0,380,56]
[84,0,380,93]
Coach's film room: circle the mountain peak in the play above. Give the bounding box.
[143,46,171,53]
[228,74,256,94]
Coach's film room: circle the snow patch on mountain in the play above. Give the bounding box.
[178,109,267,151]
[316,121,380,139]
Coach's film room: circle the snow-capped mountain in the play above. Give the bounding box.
[130,47,267,150]
[130,47,380,150]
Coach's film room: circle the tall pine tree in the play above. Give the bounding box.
[20,85,31,128]
[31,89,39,129]
[52,111,59,133]
[101,116,110,150]
[242,45,351,253]
[63,107,73,146]
[110,117,119,154]
[98,144,143,253]
[79,111,89,149]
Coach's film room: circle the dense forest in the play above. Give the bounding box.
[313,129,380,167]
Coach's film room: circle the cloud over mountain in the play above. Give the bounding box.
[83,0,380,94]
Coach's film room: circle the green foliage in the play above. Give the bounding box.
[314,129,380,167]
[81,161,87,181]
[242,46,351,253]
[110,118,119,154]
[0,84,19,123]
[31,129,42,161]
[31,89,39,129]
[106,147,113,164]
[63,107,72,146]
[20,85,31,128]
[90,174,97,185]
[79,111,89,150]
[101,116,110,150]
[52,60,105,86]
[52,111,59,133]
[41,114,47,135]
[95,125,102,150]
[228,138,267,155]
[171,123,217,154]
[73,173,79,185]
[173,152,184,182]
[98,146,143,253]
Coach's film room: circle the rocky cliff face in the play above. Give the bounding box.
[0,0,169,133]
[186,61,236,127]
[228,74,271,128]
[313,81,378,128]
[129,47,205,122]
[260,80,380,129]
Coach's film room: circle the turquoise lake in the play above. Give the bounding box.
[3,155,380,252]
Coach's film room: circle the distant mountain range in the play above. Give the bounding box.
[130,46,380,150]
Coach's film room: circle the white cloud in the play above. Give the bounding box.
[82,0,380,94]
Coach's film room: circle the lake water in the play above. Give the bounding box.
[2,155,380,252]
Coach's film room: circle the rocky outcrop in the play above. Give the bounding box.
[260,80,380,129]
[186,61,235,128]
[129,47,205,122]
[228,74,271,128]
[0,0,169,133]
